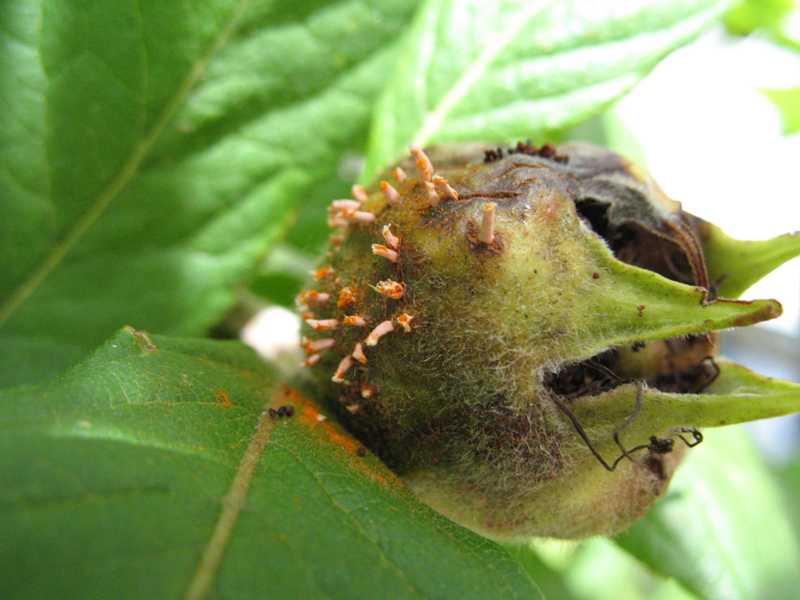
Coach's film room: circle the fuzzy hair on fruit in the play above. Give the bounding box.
[297,141,798,540]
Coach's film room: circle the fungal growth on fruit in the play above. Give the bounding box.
[297,141,800,540]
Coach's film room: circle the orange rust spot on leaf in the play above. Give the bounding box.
[215,389,235,409]
[282,386,399,488]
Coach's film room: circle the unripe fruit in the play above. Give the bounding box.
[298,141,800,540]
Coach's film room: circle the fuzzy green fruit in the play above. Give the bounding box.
[298,141,800,540]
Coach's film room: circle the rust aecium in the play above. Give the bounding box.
[297,141,800,540]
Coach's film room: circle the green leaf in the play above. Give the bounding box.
[0,328,543,599]
[0,0,417,388]
[505,544,580,600]
[560,538,698,600]
[776,457,800,537]
[364,0,728,178]
[724,0,795,36]
[250,244,316,309]
[763,87,800,135]
[614,428,800,600]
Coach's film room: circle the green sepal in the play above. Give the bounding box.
[571,358,800,456]
[573,234,782,359]
[701,222,800,298]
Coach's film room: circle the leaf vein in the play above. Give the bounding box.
[277,440,425,599]
[0,0,251,326]
[412,0,554,147]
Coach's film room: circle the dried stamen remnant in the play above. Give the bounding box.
[433,175,459,201]
[352,184,368,204]
[347,210,376,224]
[375,280,405,299]
[396,312,414,332]
[303,353,321,367]
[312,266,335,281]
[366,320,394,346]
[331,199,361,211]
[393,167,407,183]
[306,318,339,332]
[380,180,401,204]
[328,214,349,228]
[424,181,440,207]
[372,244,399,263]
[382,225,400,250]
[303,337,335,353]
[352,342,368,364]
[332,355,354,383]
[343,315,368,327]
[410,145,434,181]
[479,203,497,244]
[337,287,357,309]
[329,199,376,224]
[298,290,330,307]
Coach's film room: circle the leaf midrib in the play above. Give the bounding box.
[411,0,555,148]
[0,0,251,326]
[184,395,274,600]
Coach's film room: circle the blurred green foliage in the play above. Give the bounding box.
[764,87,800,133]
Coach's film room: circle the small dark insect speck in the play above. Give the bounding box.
[592,272,600,279]
[269,405,295,419]
[631,341,646,352]
[356,446,368,457]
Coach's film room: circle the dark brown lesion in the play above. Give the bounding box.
[573,198,715,301]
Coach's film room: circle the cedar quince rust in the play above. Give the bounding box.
[282,386,397,488]
[296,141,798,540]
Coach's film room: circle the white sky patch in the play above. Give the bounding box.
[241,306,300,362]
